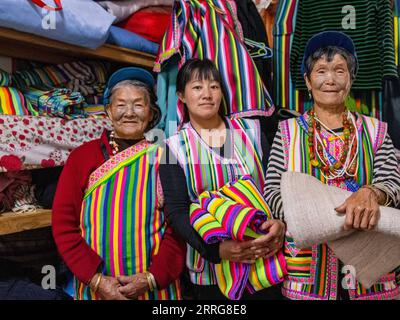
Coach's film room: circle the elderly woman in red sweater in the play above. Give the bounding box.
[52,67,185,300]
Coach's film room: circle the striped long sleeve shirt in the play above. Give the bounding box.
[264,127,400,221]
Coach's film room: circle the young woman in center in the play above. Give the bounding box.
[159,58,285,300]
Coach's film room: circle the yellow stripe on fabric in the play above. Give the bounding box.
[290,122,298,171]
[281,38,287,109]
[79,203,86,241]
[134,158,142,273]
[96,183,105,255]
[113,170,124,276]
[250,259,265,288]
[207,197,224,213]
[214,263,227,294]
[0,89,11,114]
[182,133,196,196]
[152,150,163,256]
[141,154,150,272]
[89,188,96,252]
[223,183,270,214]
[395,18,399,66]
[194,213,216,230]
[84,145,157,198]
[10,90,23,114]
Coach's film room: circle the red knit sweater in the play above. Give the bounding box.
[52,130,186,288]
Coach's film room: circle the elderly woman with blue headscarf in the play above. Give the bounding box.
[264,31,400,300]
[52,67,185,300]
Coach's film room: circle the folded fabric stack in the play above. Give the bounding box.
[97,0,173,54]
[190,175,286,300]
[82,105,107,119]
[23,86,86,119]
[13,61,109,93]
[0,61,110,119]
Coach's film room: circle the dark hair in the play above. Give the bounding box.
[176,58,224,122]
[304,46,357,80]
[177,58,223,92]
[109,80,161,131]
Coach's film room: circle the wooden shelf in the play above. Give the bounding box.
[0,209,52,236]
[0,27,156,67]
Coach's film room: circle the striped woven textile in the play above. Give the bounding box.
[82,104,107,118]
[23,86,86,119]
[0,87,31,115]
[12,61,109,90]
[394,0,400,66]
[291,0,398,91]
[74,142,180,300]
[154,0,274,129]
[0,69,11,86]
[190,175,287,300]
[273,0,299,112]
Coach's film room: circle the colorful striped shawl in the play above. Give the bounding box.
[74,142,180,300]
[154,0,274,128]
[273,0,299,113]
[279,112,399,300]
[190,175,286,300]
[166,117,266,286]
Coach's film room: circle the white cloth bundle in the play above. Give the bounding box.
[281,171,400,288]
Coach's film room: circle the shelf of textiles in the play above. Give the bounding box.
[0,69,113,224]
[0,35,124,226]
[0,209,51,236]
[0,59,115,173]
[0,27,156,68]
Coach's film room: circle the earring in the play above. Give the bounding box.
[308,90,313,100]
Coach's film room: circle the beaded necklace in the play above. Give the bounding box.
[307,108,358,180]
[109,130,119,155]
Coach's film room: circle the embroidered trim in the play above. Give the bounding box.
[280,120,291,171]
[282,287,328,300]
[375,121,387,154]
[87,140,151,192]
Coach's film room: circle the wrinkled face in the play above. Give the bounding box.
[106,86,153,139]
[178,76,223,121]
[305,53,352,109]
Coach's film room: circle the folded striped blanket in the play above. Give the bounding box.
[190,176,287,300]
[23,86,86,119]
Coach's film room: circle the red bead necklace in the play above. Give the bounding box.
[307,108,358,178]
